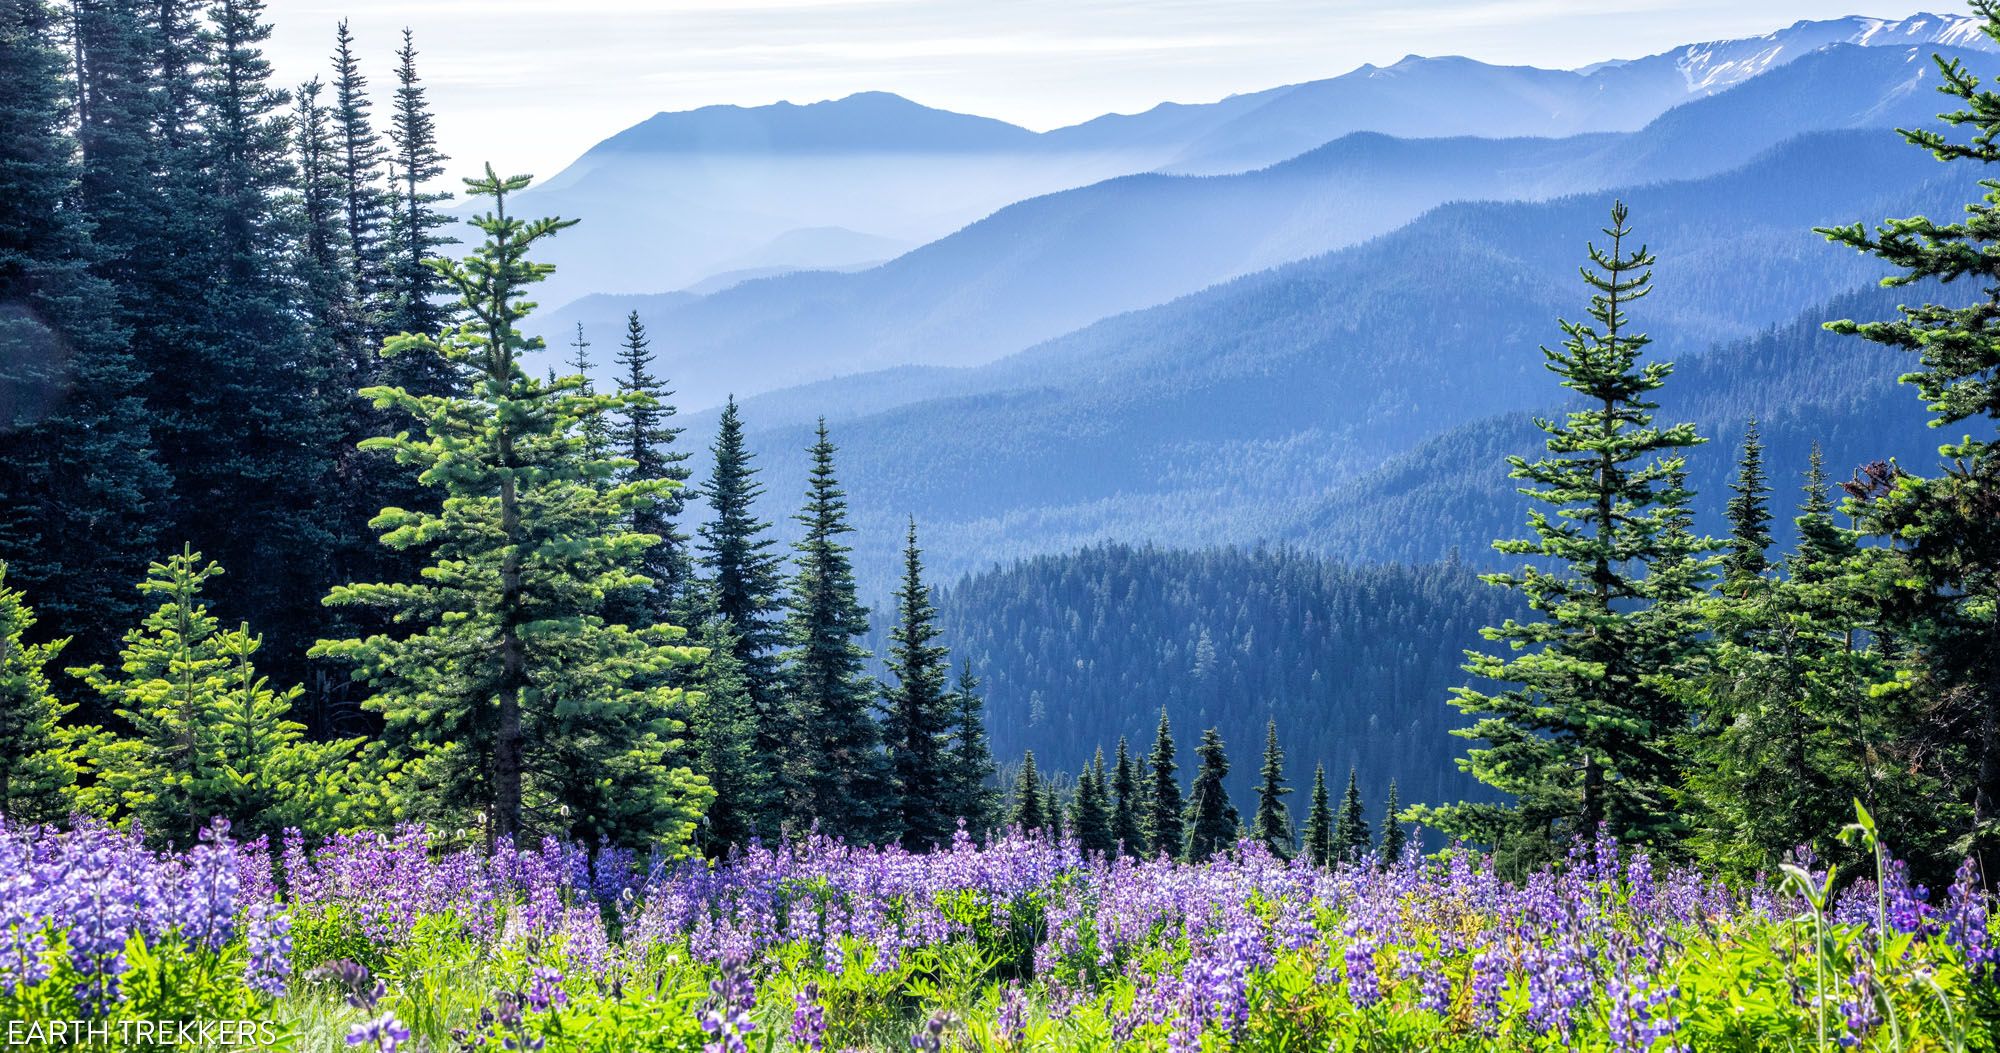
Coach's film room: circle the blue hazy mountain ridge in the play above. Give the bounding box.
[536,42,1977,413]
[708,130,1967,601]
[512,13,1990,310]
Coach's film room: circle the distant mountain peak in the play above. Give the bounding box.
[579,90,1037,159]
[1641,11,1992,93]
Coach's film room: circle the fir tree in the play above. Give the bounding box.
[1042,781,1065,841]
[1446,202,1704,856]
[944,663,1001,836]
[1333,767,1370,863]
[612,311,691,624]
[1303,764,1334,867]
[1250,720,1294,858]
[697,395,786,833]
[381,28,455,393]
[76,548,357,844]
[315,169,708,850]
[1819,7,2000,865]
[1111,736,1145,856]
[880,517,959,848]
[1722,420,1774,590]
[1183,726,1237,862]
[0,0,165,665]
[330,19,390,318]
[782,422,881,841]
[1010,752,1045,831]
[0,563,82,823]
[566,322,610,460]
[1378,780,1407,864]
[1143,709,1184,859]
[1072,748,1115,856]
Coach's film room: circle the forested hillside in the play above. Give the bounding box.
[927,546,1513,811]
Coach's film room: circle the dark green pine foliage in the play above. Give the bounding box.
[697,396,787,835]
[1820,7,2000,866]
[330,20,390,320]
[0,563,82,823]
[1250,720,1294,858]
[686,613,768,854]
[170,0,341,670]
[1333,767,1371,863]
[1183,726,1238,862]
[1111,736,1145,855]
[1010,751,1045,831]
[293,78,354,365]
[1072,748,1115,856]
[381,29,455,393]
[612,312,693,625]
[944,664,1001,835]
[782,422,882,842]
[881,517,959,848]
[1303,764,1334,867]
[1378,780,1407,864]
[1042,781,1065,841]
[1447,202,1704,856]
[0,0,165,663]
[1722,420,1774,591]
[1143,710,1184,859]
[315,170,709,850]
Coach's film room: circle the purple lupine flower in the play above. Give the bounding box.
[791,982,827,1051]
[1943,858,1996,976]
[182,818,240,952]
[243,901,292,997]
[698,956,757,1053]
[346,1012,411,1052]
[1838,970,1881,1048]
[994,981,1027,1048]
[526,964,567,1013]
[909,1010,952,1053]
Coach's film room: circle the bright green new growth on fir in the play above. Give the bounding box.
[74,547,360,845]
[313,168,708,851]
[1445,201,1706,859]
[0,562,82,824]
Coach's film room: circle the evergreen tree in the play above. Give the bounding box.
[0,0,165,663]
[0,563,82,823]
[1722,420,1774,590]
[1250,720,1294,858]
[1183,726,1237,862]
[381,28,455,393]
[1446,202,1704,856]
[1111,736,1145,855]
[782,422,881,841]
[1820,8,2000,867]
[880,517,959,848]
[1333,767,1370,863]
[612,311,692,624]
[1304,764,1334,867]
[685,612,766,854]
[944,663,1001,835]
[76,548,357,844]
[1072,748,1115,856]
[315,170,708,850]
[1010,751,1044,831]
[1378,780,1407,864]
[566,322,610,460]
[1142,709,1184,859]
[697,395,786,833]
[330,19,390,319]
[1042,781,1065,841]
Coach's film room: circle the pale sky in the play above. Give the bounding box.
[260,0,1975,182]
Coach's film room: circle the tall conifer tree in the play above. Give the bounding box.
[316,170,708,849]
[698,396,786,833]
[0,563,82,823]
[1183,727,1237,862]
[1378,780,1407,864]
[1143,709,1184,860]
[1010,752,1045,831]
[1447,202,1703,855]
[381,28,454,392]
[782,422,881,841]
[1250,720,1294,858]
[944,664,1000,835]
[1303,764,1333,867]
[613,312,692,624]
[331,19,390,318]
[1723,420,1774,591]
[1333,767,1370,863]
[1111,736,1145,855]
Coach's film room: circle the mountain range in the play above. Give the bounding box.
[512,12,1993,309]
